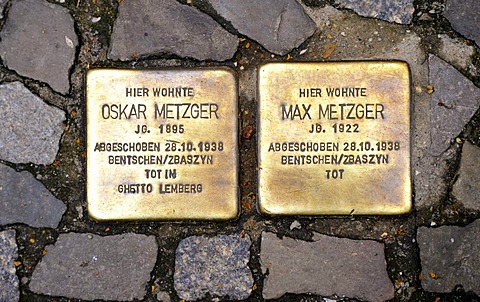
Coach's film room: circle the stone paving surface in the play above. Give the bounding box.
[0,164,66,228]
[261,232,394,301]
[29,233,158,301]
[174,234,253,300]
[437,34,476,69]
[109,0,238,61]
[334,0,415,24]
[0,81,65,165]
[428,54,480,156]
[0,0,479,301]
[445,0,480,47]
[0,229,19,302]
[0,0,77,94]
[452,142,480,210]
[417,219,480,293]
[207,0,316,55]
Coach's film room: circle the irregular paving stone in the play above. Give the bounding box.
[335,0,414,24]
[109,0,238,61]
[429,54,480,155]
[0,230,19,302]
[0,0,78,94]
[207,0,316,55]
[260,232,394,301]
[174,234,253,300]
[0,82,65,165]
[452,142,480,210]
[29,233,158,301]
[445,0,480,47]
[417,219,480,293]
[0,164,66,228]
[438,34,475,69]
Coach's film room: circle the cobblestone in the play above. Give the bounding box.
[418,219,480,294]
[0,0,77,94]
[208,0,315,55]
[445,0,480,47]
[260,232,394,301]
[174,234,253,301]
[29,233,158,301]
[0,164,66,228]
[0,230,19,302]
[335,0,415,24]
[452,141,480,210]
[429,54,480,155]
[109,0,238,61]
[437,34,476,69]
[0,82,65,165]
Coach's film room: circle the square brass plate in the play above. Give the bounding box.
[87,68,238,220]
[258,61,411,215]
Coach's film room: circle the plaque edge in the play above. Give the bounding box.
[256,60,413,217]
[85,67,240,221]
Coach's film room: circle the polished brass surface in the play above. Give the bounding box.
[87,69,238,220]
[258,62,411,215]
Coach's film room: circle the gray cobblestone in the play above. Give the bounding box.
[445,0,480,47]
[109,0,238,61]
[0,0,78,94]
[429,54,480,155]
[335,0,415,24]
[260,232,394,301]
[29,233,158,301]
[452,142,480,210]
[0,82,65,165]
[0,164,66,228]
[438,34,476,69]
[174,234,253,301]
[0,230,19,302]
[418,219,480,294]
[208,0,316,55]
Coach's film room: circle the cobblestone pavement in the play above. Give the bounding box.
[1,0,480,301]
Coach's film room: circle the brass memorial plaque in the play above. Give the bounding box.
[87,69,238,220]
[258,62,411,215]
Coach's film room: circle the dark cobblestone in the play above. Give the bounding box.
[0,164,66,228]
[0,0,78,94]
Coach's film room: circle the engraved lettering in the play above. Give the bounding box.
[101,104,147,119]
[281,104,312,120]
[318,103,385,120]
[126,87,149,97]
[154,103,219,119]
[159,183,203,194]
